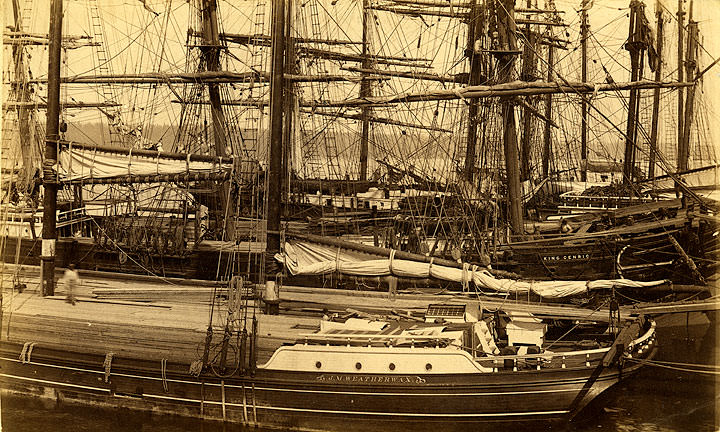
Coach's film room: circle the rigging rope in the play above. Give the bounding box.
[625,357,720,375]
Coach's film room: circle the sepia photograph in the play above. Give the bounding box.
[0,0,718,430]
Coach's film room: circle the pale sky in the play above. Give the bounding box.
[3,0,719,172]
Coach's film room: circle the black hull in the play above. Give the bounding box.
[1,236,259,281]
[0,342,651,431]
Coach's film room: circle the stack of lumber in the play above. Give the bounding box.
[1,291,318,365]
[91,286,227,303]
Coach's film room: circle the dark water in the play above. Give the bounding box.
[2,315,718,431]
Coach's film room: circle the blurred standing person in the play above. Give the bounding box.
[62,264,80,305]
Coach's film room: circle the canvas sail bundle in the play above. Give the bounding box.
[58,146,232,181]
[276,241,667,299]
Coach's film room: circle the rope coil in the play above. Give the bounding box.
[103,352,114,383]
[189,360,203,377]
[19,342,35,364]
[461,262,470,292]
[389,249,396,275]
[161,358,169,392]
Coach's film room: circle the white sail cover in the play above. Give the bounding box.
[276,241,668,299]
[58,146,231,181]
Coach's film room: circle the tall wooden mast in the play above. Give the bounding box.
[580,0,589,181]
[267,0,286,258]
[541,31,554,178]
[496,0,523,234]
[359,0,372,181]
[201,0,229,159]
[283,0,296,199]
[10,0,33,190]
[647,0,663,179]
[519,0,536,182]
[679,1,697,172]
[622,0,647,185]
[676,0,685,170]
[41,0,63,296]
[463,0,485,181]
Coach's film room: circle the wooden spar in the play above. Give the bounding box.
[3,31,97,48]
[622,0,647,185]
[514,18,567,27]
[299,108,452,133]
[648,1,663,180]
[3,31,92,40]
[313,80,694,107]
[373,4,563,22]
[215,33,429,63]
[368,5,468,18]
[342,66,462,83]
[29,72,385,84]
[580,1,588,182]
[56,140,229,163]
[677,0,685,168]
[297,46,431,67]
[283,0,296,204]
[3,36,98,48]
[359,0,372,182]
[10,0,33,191]
[61,171,231,186]
[38,71,267,84]
[667,234,705,284]
[286,73,389,82]
[385,0,471,7]
[519,0,537,182]
[3,101,120,109]
[286,231,471,270]
[497,0,523,235]
[267,0,285,259]
[463,0,484,182]
[515,97,558,128]
[42,0,62,297]
[542,32,554,178]
[214,32,360,46]
[679,17,698,173]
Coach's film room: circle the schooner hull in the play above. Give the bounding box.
[0,342,650,431]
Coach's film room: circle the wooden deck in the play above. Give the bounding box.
[2,264,716,368]
[1,266,317,365]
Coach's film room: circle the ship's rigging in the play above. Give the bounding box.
[2,0,718,290]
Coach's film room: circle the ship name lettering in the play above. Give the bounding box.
[315,374,426,384]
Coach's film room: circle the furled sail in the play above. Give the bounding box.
[58,145,232,181]
[276,241,668,299]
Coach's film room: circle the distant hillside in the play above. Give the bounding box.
[65,122,180,150]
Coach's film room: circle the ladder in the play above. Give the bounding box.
[240,1,267,161]
[87,0,123,146]
[302,0,342,179]
[660,90,678,172]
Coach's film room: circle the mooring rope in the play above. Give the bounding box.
[625,357,720,375]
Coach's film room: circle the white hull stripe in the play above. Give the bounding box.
[142,393,570,418]
[0,356,603,397]
[0,373,111,394]
[0,372,570,418]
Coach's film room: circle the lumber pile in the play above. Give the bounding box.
[1,293,318,365]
